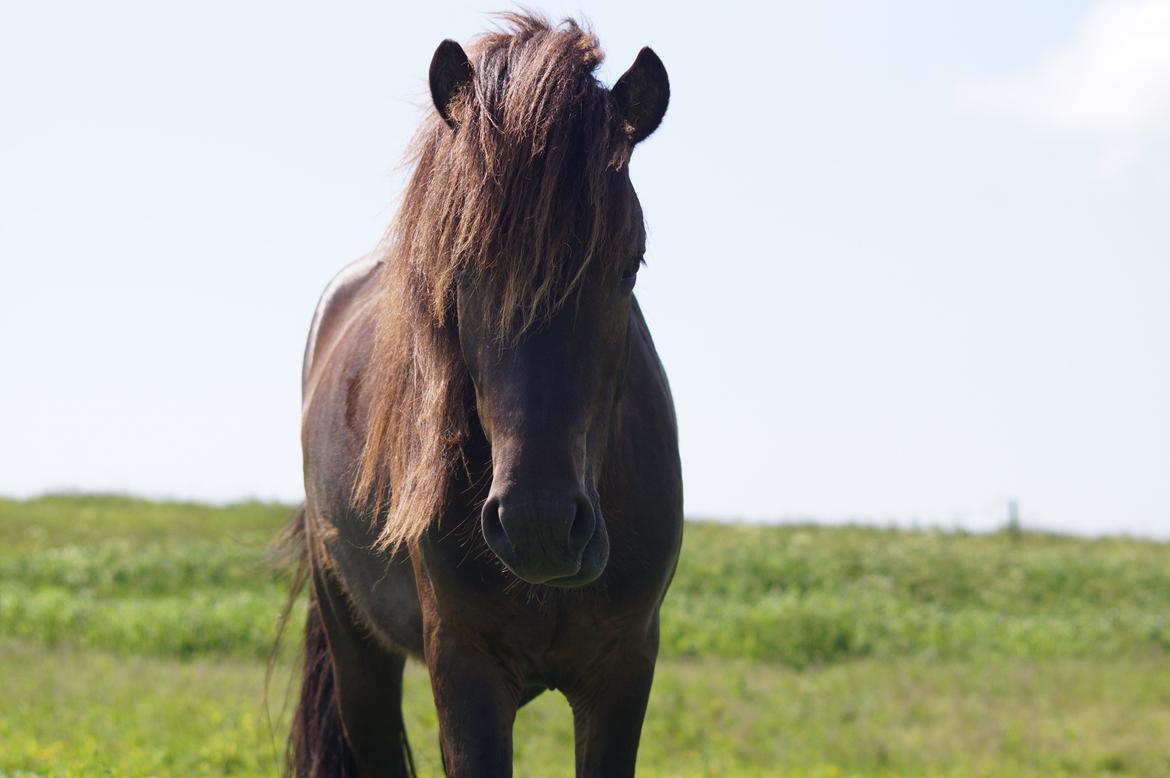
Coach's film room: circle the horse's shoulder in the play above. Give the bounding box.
[302,253,382,391]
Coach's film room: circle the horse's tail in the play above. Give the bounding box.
[289,593,361,777]
[266,504,351,777]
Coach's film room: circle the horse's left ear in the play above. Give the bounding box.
[429,39,473,129]
[612,47,670,145]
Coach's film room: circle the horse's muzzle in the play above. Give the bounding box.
[481,490,607,586]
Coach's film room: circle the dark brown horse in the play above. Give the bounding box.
[287,14,681,777]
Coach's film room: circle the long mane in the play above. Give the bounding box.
[354,13,637,549]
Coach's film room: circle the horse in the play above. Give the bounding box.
[286,14,681,777]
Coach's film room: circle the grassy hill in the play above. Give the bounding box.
[2,495,1169,776]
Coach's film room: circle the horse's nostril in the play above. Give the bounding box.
[481,497,508,549]
[567,495,596,556]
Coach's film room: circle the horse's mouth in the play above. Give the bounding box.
[538,566,603,589]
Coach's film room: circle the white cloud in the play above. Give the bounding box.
[959,0,1170,174]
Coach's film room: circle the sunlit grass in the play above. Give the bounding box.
[2,495,1170,775]
[3,496,1168,666]
[4,641,1169,777]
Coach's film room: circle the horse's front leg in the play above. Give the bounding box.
[424,632,519,777]
[415,551,519,777]
[565,637,658,778]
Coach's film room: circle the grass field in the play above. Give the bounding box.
[2,495,1169,776]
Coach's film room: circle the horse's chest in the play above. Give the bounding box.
[424,571,637,677]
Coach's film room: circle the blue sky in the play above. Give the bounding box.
[3,1,1168,536]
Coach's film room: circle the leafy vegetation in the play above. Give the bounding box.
[2,495,1169,776]
[666,522,1170,665]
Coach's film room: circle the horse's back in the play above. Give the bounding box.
[302,252,382,394]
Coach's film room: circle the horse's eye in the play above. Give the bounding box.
[620,256,645,289]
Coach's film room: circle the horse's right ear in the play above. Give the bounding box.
[429,39,473,129]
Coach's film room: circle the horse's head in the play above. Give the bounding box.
[430,36,669,587]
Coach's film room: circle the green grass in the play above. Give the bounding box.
[666,522,1170,664]
[2,494,1170,776]
[4,642,1169,777]
[4,496,1169,666]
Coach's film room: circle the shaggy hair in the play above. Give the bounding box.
[353,13,639,550]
